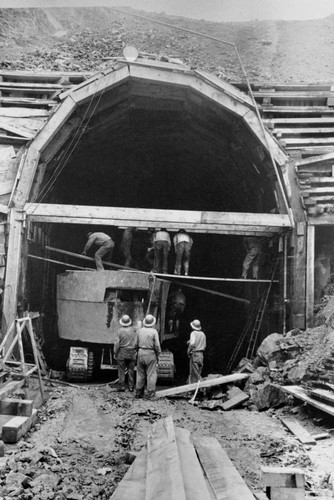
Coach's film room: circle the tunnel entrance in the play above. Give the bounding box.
[7,61,292,378]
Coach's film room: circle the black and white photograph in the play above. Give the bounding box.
[0,0,334,498]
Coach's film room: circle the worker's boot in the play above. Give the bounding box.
[135,389,144,399]
[145,391,156,400]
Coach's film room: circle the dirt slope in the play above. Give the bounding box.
[0,7,334,82]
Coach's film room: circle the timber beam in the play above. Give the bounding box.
[25,203,292,235]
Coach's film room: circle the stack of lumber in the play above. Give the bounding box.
[233,82,334,159]
[281,385,334,418]
[111,415,256,499]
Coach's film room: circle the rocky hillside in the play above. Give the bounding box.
[0,7,334,82]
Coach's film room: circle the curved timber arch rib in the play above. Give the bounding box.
[3,60,295,332]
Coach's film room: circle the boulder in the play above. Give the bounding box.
[286,361,309,384]
[248,382,288,411]
[257,333,285,364]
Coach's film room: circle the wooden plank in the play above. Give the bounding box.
[2,409,38,443]
[0,82,70,90]
[2,209,24,334]
[306,224,315,327]
[0,398,33,417]
[110,448,147,500]
[261,467,305,488]
[25,203,292,230]
[265,117,334,125]
[156,373,249,398]
[175,428,213,500]
[0,97,56,106]
[280,417,316,444]
[274,127,334,135]
[193,436,255,500]
[254,91,334,99]
[284,137,334,145]
[0,70,89,82]
[305,177,334,184]
[309,388,334,406]
[261,106,334,113]
[221,392,249,410]
[146,416,186,500]
[0,108,50,118]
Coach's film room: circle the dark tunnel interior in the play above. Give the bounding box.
[25,80,282,379]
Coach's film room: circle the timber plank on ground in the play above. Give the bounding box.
[175,428,213,500]
[146,416,186,500]
[0,379,26,400]
[110,448,147,500]
[0,398,33,417]
[309,388,334,406]
[281,385,334,417]
[280,417,316,445]
[156,373,249,398]
[2,408,38,443]
[194,436,255,500]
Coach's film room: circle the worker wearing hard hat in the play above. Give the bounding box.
[114,315,137,392]
[187,319,206,384]
[82,231,114,270]
[152,228,171,274]
[173,229,193,276]
[135,314,161,399]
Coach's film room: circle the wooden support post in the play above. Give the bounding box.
[2,209,24,337]
[306,224,315,327]
[26,318,46,403]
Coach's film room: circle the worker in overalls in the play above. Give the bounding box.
[152,228,171,274]
[241,236,265,279]
[173,229,193,276]
[120,227,136,268]
[187,319,206,383]
[114,315,137,392]
[82,231,114,270]
[135,314,161,399]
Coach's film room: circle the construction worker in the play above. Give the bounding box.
[135,314,161,399]
[241,236,265,279]
[173,229,193,275]
[187,319,206,384]
[82,231,114,271]
[114,315,137,392]
[120,227,136,268]
[152,228,171,274]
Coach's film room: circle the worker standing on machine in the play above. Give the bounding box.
[173,229,193,276]
[82,231,114,270]
[187,319,206,383]
[114,315,137,392]
[152,228,171,274]
[135,314,161,399]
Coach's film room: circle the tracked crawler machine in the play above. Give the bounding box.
[57,269,177,381]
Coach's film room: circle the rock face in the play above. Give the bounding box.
[240,323,334,409]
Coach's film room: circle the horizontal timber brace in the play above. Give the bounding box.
[24,203,292,235]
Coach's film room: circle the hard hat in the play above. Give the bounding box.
[190,319,201,331]
[143,314,156,327]
[119,315,132,327]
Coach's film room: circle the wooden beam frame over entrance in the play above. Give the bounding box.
[25,203,292,235]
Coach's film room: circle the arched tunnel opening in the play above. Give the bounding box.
[23,73,286,380]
